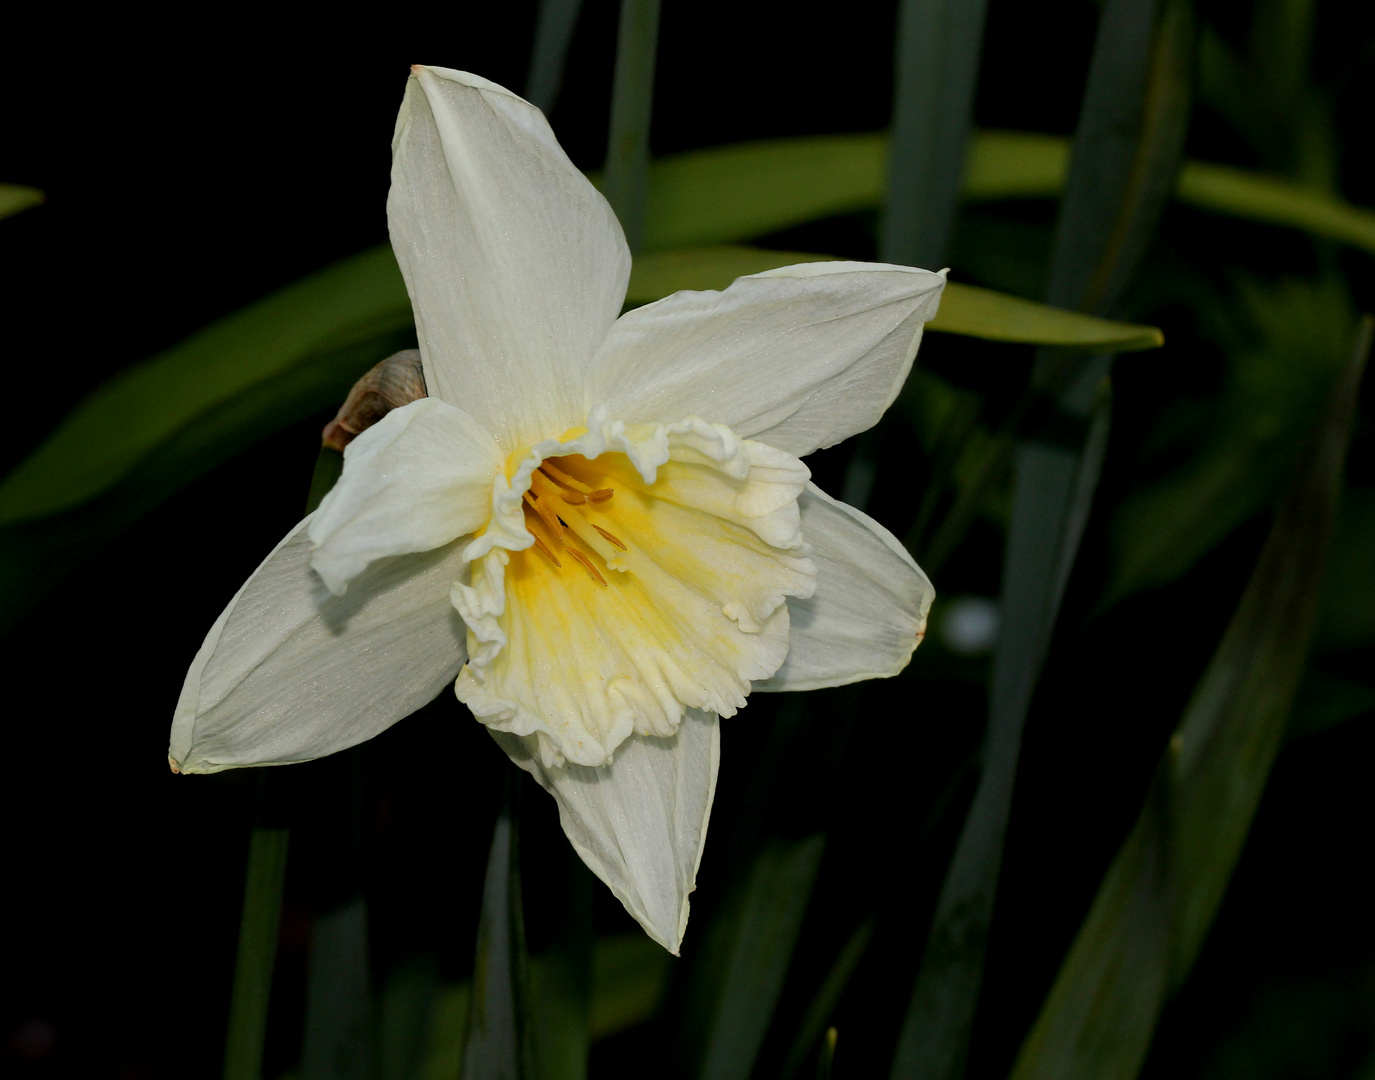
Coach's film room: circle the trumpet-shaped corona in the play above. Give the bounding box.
[452,415,816,767]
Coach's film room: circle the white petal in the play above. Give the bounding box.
[759,482,934,691]
[584,262,946,457]
[169,519,468,774]
[389,67,631,453]
[308,398,503,595]
[492,709,720,954]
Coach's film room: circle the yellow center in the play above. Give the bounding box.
[454,428,816,769]
[519,456,623,586]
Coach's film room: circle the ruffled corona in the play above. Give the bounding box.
[451,409,816,767]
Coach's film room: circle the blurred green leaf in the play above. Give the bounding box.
[524,0,583,115]
[628,246,1163,350]
[637,127,1375,259]
[781,920,874,1079]
[1315,487,1375,653]
[1009,317,1368,1080]
[421,983,473,1080]
[588,933,673,1039]
[379,957,441,1080]
[1177,162,1375,250]
[0,183,44,220]
[603,0,661,253]
[305,448,345,517]
[0,245,411,524]
[625,246,834,301]
[892,2,1194,1075]
[690,835,827,1080]
[934,282,1163,350]
[964,132,1069,201]
[463,786,528,1080]
[1106,276,1354,606]
[1285,668,1375,742]
[0,326,412,635]
[303,897,375,1080]
[524,851,592,1080]
[638,135,886,251]
[884,0,989,267]
[223,827,290,1080]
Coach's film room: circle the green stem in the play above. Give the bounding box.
[882,0,989,268]
[223,827,290,1080]
[603,0,662,253]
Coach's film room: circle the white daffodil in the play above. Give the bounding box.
[170,66,942,953]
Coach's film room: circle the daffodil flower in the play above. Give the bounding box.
[170,67,942,952]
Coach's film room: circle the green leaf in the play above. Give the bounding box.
[891,2,1194,1075]
[639,135,886,251]
[0,243,410,524]
[420,983,473,1080]
[588,933,673,1040]
[780,920,874,1079]
[933,282,1163,350]
[1176,161,1375,255]
[884,0,990,267]
[0,183,44,220]
[525,0,584,114]
[635,126,1375,261]
[463,784,528,1080]
[963,131,1070,201]
[524,849,592,1080]
[628,246,1163,350]
[625,246,834,302]
[1008,317,1369,1080]
[379,957,442,1080]
[603,0,661,253]
[691,835,827,1080]
[303,896,376,1080]
[1105,276,1354,606]
[223,827,289,1080]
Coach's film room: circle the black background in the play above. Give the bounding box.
[3,1,1373,1077]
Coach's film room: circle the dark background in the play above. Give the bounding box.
[3,1,1373,1077]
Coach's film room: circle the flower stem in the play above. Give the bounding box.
[603,0,662,253]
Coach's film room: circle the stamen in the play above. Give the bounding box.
[588,488,614,503]
[559,490,588,505]
[566,546,607,586]
[523,490,565,539]
[540,461,597,494]
[592,524,627,550]
[531,532,562,567]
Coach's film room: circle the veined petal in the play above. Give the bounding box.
[390,67,631,453]
[452,412,814,768]
[584,262,946,457]
[759,482,934,691]
[308,398,503,595]
[170,520,469,775]
[492,708,720,954]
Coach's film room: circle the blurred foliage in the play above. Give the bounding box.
[4,0,1375,1078]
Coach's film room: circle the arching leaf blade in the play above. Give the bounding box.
[0,244,410,524]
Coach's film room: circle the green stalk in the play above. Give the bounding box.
[889,1,1194,1076]
[602,0,662,253]
[222,446,342,1080]
[882,0,989,268]
[223,826,290,1080]
[525,0,584,114]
